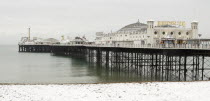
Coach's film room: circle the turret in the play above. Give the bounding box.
[28,27,31,41]
[61,35,65,41]
[147,20,155,44]
[147,20,154,29]
[191,21,198,39]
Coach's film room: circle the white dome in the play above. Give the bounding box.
[118,21,147,32]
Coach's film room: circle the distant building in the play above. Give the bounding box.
[60,36,91,45]
[19,37,29,44]
[19,37,60,45]
[39,38,60,45]
[95,20,199,47]
[69,36,87,45]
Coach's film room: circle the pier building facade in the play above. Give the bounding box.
[95,20,198,47]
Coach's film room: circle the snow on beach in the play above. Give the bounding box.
[0,82,210,101]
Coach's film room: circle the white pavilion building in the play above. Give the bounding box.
[95,20,199,47]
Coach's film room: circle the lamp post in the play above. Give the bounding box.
[155,34,158,47]
[28,27,30,41]
[147,35,150,47]
[159,37,161,48]
[198,34,202,48]
[178,35,182,48]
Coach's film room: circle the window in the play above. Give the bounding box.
[154,31,157,35]
[162,32,165,35]
[186,32,189,35]
[178,32,181,35]
[171,32,173,35]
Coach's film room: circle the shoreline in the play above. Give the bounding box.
[1,81,210,101]
[0,80,209,85]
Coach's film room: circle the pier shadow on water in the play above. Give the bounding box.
[50,46,210,82]
[53,54,210,83]
[55,55,148,83]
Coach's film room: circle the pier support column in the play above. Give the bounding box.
[184,55,187,81]
[106,51,109,68]
[96,48,101,65]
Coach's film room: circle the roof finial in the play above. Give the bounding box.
[137,19,140,23]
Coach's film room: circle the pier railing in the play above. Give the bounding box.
[85,44,210,50]
[19,43,210,50]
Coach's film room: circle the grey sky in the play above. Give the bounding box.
[0,0,209,44]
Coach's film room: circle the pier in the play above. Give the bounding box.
[19,44,210,81]
[17,20,210,81]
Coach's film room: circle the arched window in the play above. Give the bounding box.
[162,32,165,35]
[186,32,189,35]
[171,32,173,35]
[178,32,181,35]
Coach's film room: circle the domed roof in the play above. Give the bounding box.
[43,38,59,43]
[118,20,147,32]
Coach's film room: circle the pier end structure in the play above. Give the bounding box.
[18,44,51,52]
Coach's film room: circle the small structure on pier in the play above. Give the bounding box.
[19,37,60,45]
[60,36,94,45]
[19,28,60,45]
[39,38,60,45]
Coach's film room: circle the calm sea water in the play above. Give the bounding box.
[0,45,141,84]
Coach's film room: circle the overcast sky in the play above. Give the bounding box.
[0,0,209,45]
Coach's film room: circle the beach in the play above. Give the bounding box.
[1,81,210,101]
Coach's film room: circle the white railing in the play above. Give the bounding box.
[85,44,210,50]
[19,43,210,50]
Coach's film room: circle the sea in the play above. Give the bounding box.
[0,45,141,84]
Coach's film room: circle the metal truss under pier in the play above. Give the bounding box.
[19,45,210,81]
